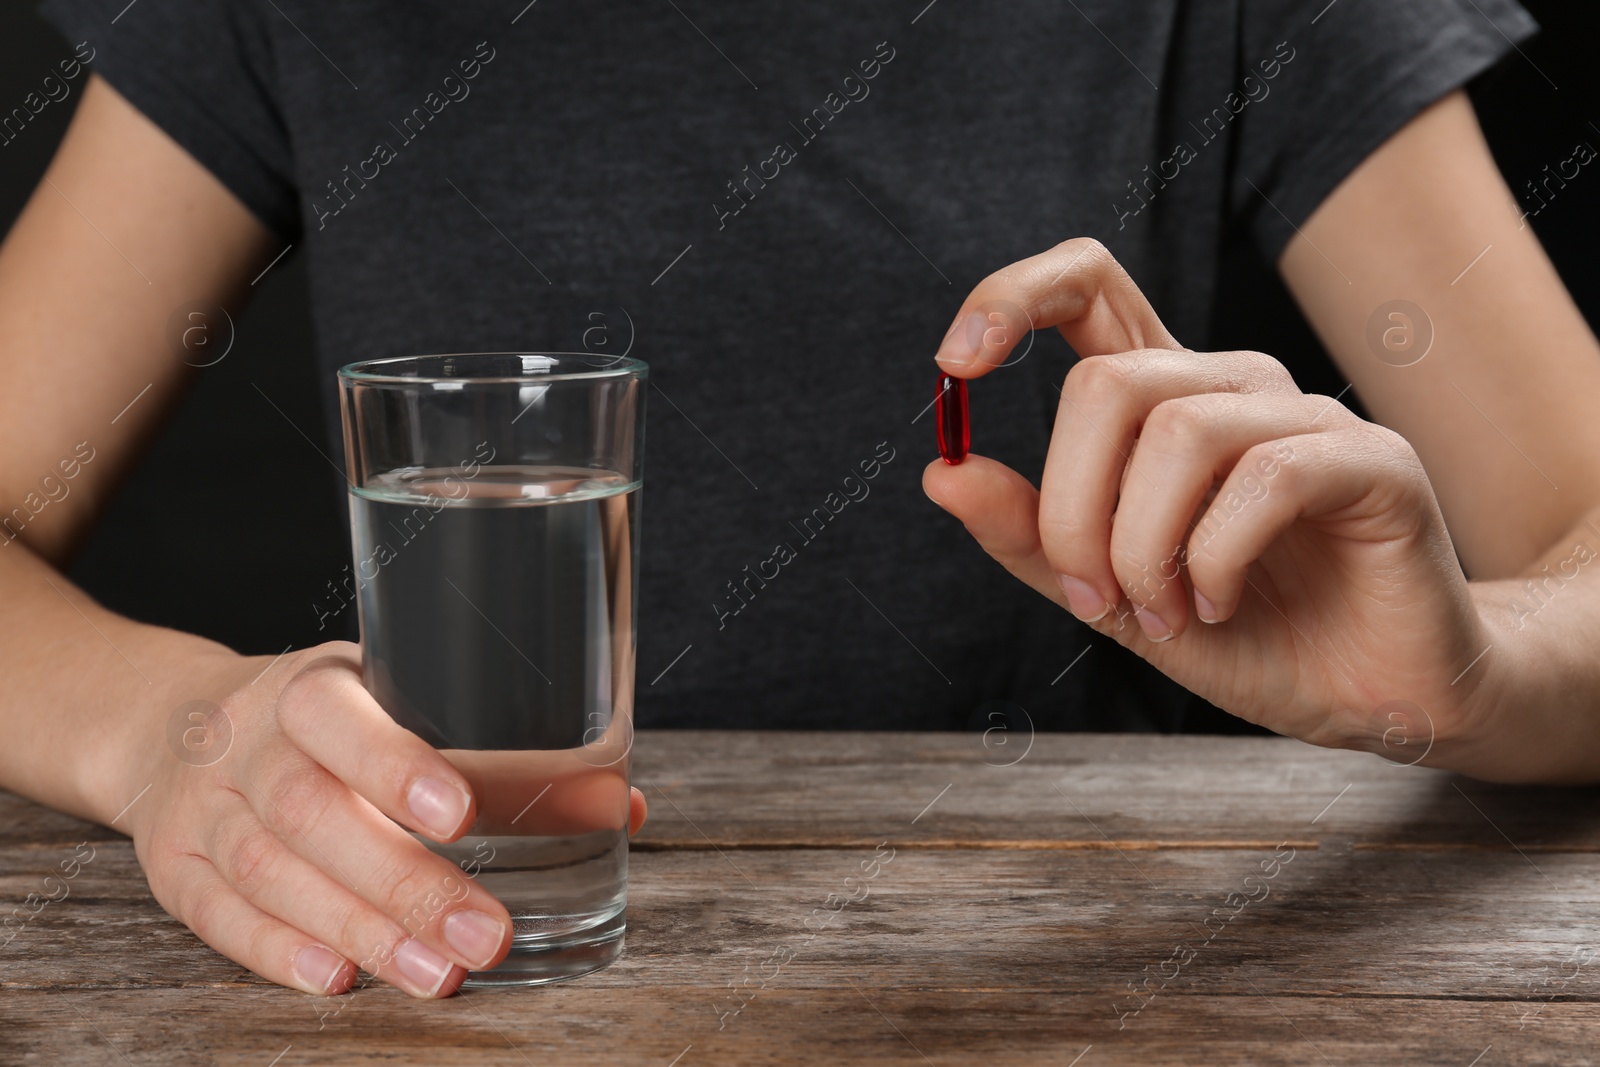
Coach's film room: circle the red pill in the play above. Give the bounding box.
[935,372,969,464]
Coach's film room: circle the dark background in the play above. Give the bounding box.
[2,1,1597,665]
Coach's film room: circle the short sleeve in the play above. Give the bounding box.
[1234,0,1538,261]
[39,0,301,242]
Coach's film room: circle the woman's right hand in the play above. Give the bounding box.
[0,77,648,996]
[119,640,645,998]
[923,239,1498,775]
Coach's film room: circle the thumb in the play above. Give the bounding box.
[923,455,1068,610]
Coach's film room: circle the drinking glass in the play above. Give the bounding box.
[338,352,646,985]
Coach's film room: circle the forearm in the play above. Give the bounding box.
[1453,505,1600,783]
[0,539,245,827]
[0,76,283,826]
[1286,91,1600,579]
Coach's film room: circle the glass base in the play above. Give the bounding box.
[461,910,626,987]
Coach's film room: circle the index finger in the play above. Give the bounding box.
[274,650,478,843]
[933,238,1183,378]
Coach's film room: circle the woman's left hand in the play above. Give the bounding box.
[924,239,1496,769]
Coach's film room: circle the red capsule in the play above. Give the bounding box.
[935,372,969,464]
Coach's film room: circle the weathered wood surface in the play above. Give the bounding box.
[633,731,1600,851]
[3,731,1599,1065]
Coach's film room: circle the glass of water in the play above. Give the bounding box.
[337,352,646,986]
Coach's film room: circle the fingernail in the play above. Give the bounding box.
[1134,606,1174,642]
[935,310,984,371]
[408,777,470,838]
[1058,575,1109,622]
[294,944,349,994]
[444,909,506,969]
[1194,591,1219,624]
[393,937,454,997]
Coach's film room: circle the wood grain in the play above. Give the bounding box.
[630,731,1600,851]
[3,731,1598,1065]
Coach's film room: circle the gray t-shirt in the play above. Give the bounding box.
[43,0,1535,733]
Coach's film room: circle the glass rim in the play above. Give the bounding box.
[337,351,648,385]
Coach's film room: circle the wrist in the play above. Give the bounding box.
[1436,581,1596,783]
[80,632,253,832]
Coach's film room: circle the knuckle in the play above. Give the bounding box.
[1109,548,1168,607]
[1366,427,1431,496]
[1242,440,1299,492]
[1037,492,1087,537]
[330,898,402,970]
[220,822,282,894]
[1239,350,1296,390]
[1368,422,1416,458]
[1143,397,1214,450]
[262,765,340,838]
[1304,392,1357,426]
[1059,236,1112,267]
[1184,529,1221,570]
[274,645,360,732]
[274,667,328,735]
[367,851,456,936]
[1239,439,1280,471]
[1188,495,1234,552]
[1064,354,1134,408]
[1187,504,1239,563]
[1037,502,1105,568]
[183,878,230,941]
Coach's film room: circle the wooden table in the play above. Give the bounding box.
[4,731,1599,1065]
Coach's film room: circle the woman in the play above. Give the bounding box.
[4,0,1595,999]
